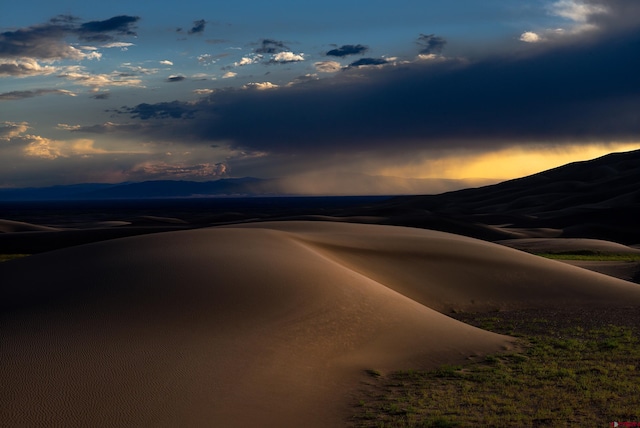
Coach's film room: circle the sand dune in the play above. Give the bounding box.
[2,221,640,427]
[497,237,640,254]
[232,222,640,312]
[496,238,640,283]
[559,260,640,284]
[0,219,60,233]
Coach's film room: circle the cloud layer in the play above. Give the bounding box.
[108,25,639,162]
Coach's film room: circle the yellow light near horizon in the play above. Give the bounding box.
[465,144,640,179]
[381,143,640,180]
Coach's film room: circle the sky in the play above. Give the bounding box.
[1,0,639,192]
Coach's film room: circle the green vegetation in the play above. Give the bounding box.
[351,313,640,427]
[0,254,30,262]
[534,252,640,262]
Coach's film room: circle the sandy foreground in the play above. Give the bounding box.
[2,221,640,427]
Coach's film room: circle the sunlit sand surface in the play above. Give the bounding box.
[2,221,640,427]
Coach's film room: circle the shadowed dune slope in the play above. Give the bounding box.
[2,221,640,427]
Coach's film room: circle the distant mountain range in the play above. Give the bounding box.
[0,175,493,201]
[368,149,640,244]
[0,178,264,201]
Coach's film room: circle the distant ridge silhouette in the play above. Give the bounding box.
[366,149,640,244]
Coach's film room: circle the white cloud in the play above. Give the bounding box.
[549,0,608,23]
[198,54,216,65]
[23,136,65,159]
[1,122,105,159]
[159,60,174,66]
[56,124,82,131]
[23,137,108,159]
[58,66,144,88]
[534,0,609,37]
[271,52,305,63]
[57,89,77,97]
[119,64,158,75]
[0,58,59,77]
[222,71,237,79]
[236,57,253,66]
[520,0,608,43]
[102,42,135,50]
[415,54,450,63]
[193,88,215,95]
[191,73,214,80]
[0,121,30,139]
[314,61,342,73]
[68,46,103,61]
[234,55,263,67]
[67,139,108,155]
[519,31,543,43]
[243,82,279,90]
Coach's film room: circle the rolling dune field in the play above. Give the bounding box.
[2,221,640,426]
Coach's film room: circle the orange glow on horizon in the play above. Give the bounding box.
[379,143,640,181]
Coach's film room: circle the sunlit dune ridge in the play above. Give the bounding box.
[2,221,640,427]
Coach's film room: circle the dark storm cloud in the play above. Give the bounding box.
[75,15,140,42]
[166,75,187,82]
[188,19,206,35]
[0,15,139,59]
[255,39,289,54]
[348,58,388,67]
[108,5,640,157]
[326,44,368,57]
[115,101,197,120]
[417,34,446,54]
[0,23,71,59]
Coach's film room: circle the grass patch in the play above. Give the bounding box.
[534,252,640,262]
[350,310,640,427]
[0,254,30,262]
